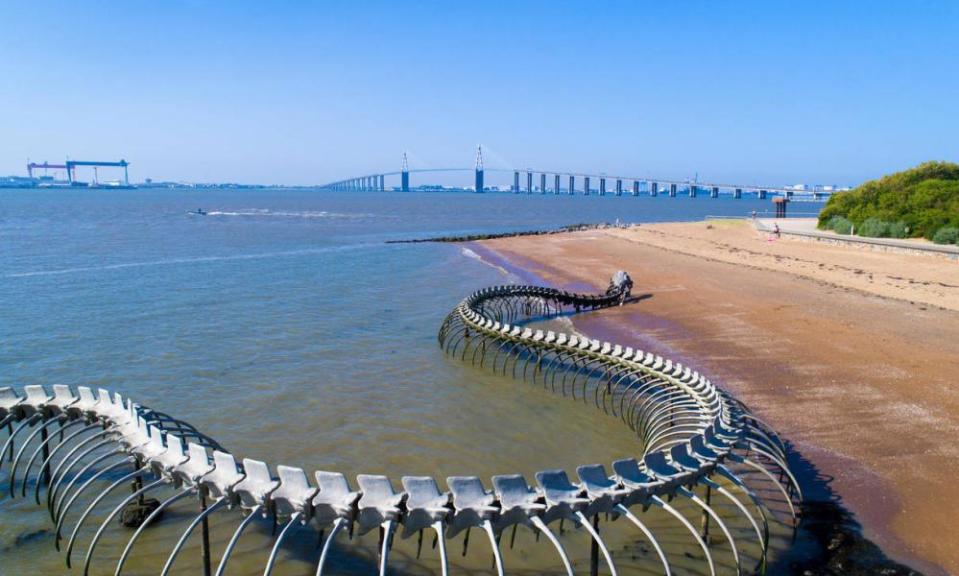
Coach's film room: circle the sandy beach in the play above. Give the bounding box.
[478,219,959,575]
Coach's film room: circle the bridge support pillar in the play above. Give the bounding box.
[513,171,520,193]
[379,175,385,191]
[540,173,547,194]
[526,171,533,194]
[775,197,789,218]
[632,180,639,196]
[734,188,742,199]
[616,179,622,196]
[599,177,606,195]
[758,189,767,200]
[475,168,484,193]
[554,174,561,194]
[669,183,677,197]
[584,176,590,195]
[689,185,697,198]
[711,186,719,198]
[401,171,410,192]
[568,175,575,195]
[650,182,658,196]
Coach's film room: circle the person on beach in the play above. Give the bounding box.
[773,222,780,238]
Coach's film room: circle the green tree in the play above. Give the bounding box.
[818,161,959,239]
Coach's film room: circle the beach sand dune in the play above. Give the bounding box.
[479,220,959,575]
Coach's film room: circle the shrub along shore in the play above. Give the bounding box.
[818,161,959,244]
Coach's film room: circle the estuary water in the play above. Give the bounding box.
[0,188,804,575]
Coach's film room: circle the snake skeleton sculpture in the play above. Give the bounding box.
[0,271,801,576]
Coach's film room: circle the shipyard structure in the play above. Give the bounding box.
[1,159,132,188]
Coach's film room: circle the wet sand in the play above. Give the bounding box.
[478,219,959,575]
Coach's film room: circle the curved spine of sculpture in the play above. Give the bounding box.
[0,272,800,575]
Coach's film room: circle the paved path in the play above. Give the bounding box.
[754,218,959,257]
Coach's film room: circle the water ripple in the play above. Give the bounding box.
[4,243,381,278]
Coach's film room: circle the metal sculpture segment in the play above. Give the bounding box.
[0,273,800,575]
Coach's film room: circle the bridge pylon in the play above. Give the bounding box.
[474,146,484,193]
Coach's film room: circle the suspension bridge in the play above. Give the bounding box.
[321,148,835,201]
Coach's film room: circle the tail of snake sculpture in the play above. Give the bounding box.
[0,271,800,575]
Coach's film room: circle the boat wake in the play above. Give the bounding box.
[202,209,378,219]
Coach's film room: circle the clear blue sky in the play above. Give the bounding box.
[1,1,957,186]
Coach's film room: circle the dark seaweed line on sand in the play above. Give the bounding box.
[385,222,627,243]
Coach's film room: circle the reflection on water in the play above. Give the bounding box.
[0,188,802,574]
